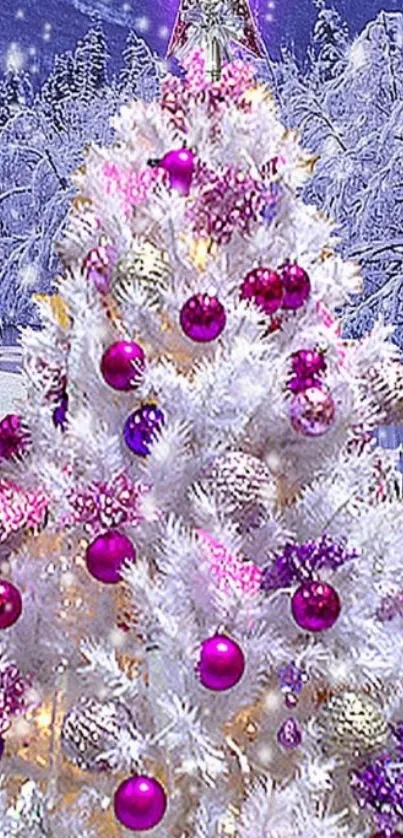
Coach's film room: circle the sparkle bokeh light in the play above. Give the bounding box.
[1,0,402,84]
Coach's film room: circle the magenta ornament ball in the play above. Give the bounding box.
[290,385,335,437]
[114,775,167,831]
[370,833,402,838]
[291,580,341,632]
[0,414,30,461]
[160,148,195,196]
[198,634,245,691]
[180,293,226,343]
[85,531,136,584]
[280,262,311,310]
[0,580,23,629]
[100,341,145,391]
[291,349,326,378]
[240,267,283,315]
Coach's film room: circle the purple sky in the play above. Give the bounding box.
[1,0,402,85]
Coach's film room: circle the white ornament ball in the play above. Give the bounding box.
[61,697,132,771]
[201,451,275,532]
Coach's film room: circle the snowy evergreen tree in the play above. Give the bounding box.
[74,23,109,102]
[1,71,33,111]
[0,81,11,129]
[120,30,160,102]
[311,0,350,81]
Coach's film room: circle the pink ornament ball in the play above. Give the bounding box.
[180,293,226,343]
[160,148,195,196]
[290,385,335,437]
[100,341,145,391]
[0,415,30,461]
[198,634,245,691]
[114,775,167,831]
[0,580,22,629]
[291,580,341,632]
[240,267,283,315]
[280,262,311,310]
[85,530,136,584]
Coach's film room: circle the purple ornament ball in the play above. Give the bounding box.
[180,293,226,343]
[124,404,165,457]
[101,341,145,391]
[85,531,136,584]
[277,717,302,749]
[159,147,195,196]
[291,580,341,632]
[83,243,117,294]
[114,775,167,831]
[280,262,311,310]
[198,634,245,691]
[0,737,4,759]
[289,385,335,437]
[370,833,402,838]
[0,415,30,461]
[53,393,69,431]
[240,266,283,315]
[0,580,23,629]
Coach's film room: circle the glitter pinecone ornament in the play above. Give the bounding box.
[61,697,132,771]
[365,359,403,424]
[320,691,388,756]
[200,451,275,532]
[113,239,172,299]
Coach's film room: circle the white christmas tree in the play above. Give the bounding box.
[0,34,402,838]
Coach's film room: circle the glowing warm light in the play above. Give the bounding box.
[36,705,53,730]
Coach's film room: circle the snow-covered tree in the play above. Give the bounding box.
[119,30,160,103]
[74,23,109,101]
[0,27,159,331]
[0,71,33,116]
[0,44,401,837]
[311,0,350,81]
[274,8,403,351]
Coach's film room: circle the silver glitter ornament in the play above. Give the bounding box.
[320,691,388,755]
[113,239,172,299]
[201,451,275,532]
[61,696,131,771]
[365,359,403,424]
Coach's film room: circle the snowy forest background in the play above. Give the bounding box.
[1,1,402,663]
[1,3,403,363]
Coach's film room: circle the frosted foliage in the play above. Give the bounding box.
[273,8,403,350]
[0,24,159,330]
[0,48,401,838]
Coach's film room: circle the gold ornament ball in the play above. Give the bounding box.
[113,239,172,298]
[320,691,388,755]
